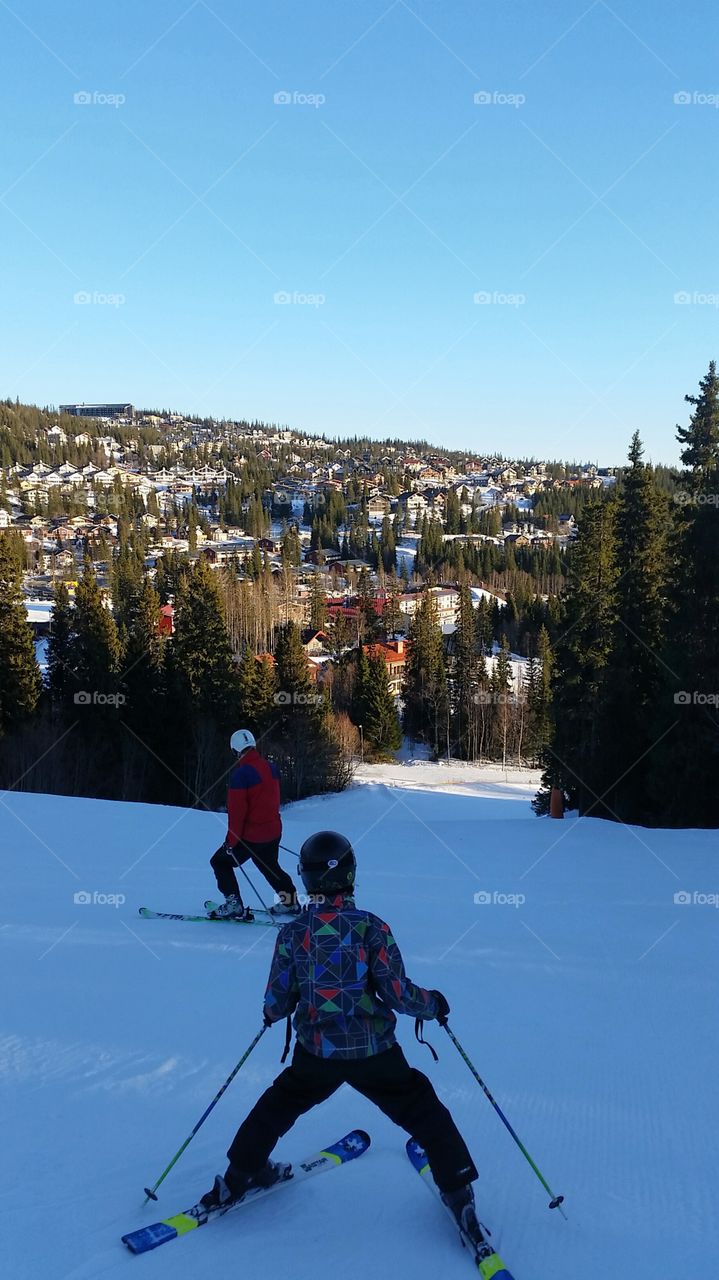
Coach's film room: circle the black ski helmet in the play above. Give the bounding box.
[298,830,356,895]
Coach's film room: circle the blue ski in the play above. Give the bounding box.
[122,1130,371,1255]
[406,1139,515,1278]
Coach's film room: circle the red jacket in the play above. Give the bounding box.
[226,748,282,846]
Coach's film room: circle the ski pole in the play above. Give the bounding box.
[238,863,272,913]
[442,1021,567,1218]
[142,1023,268,1204]
[280,843,299,860]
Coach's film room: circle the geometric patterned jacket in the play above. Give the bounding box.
[263,894,439,1059]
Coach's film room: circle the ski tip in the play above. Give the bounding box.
[405,1137,429,1173]
[122,1222,178,1254]
[321,1129,371,1162]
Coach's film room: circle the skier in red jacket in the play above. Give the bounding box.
[210,730,299,920]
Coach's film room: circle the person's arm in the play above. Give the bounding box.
[263,929,300,1023]
[368,917,438,1019]
[226,767,249,845]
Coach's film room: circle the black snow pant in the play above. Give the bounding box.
[210,839,297,905]
[227,1042,478,1195]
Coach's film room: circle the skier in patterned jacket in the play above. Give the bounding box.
[201,830,481,1239]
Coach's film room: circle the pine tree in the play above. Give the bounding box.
[274,621,318,717]
[356,568,379,641]
[381,586,401,639]
[525,625,553,766]
[172,558,238,715]
[351,643,370,728]
[237,644,260,725]
[362,650,402,755]
[0,533,42,733]
[452,579,478,759]
[401,589,448,754]
[47,581,75,703]
[653,363,719,825]
[600,433,669,820]
[73,556,121,697]
[254,654,278,730]
[536,498,618,814]
[122,578,165,715]
[489,636,514,767]
[309,574,327,632]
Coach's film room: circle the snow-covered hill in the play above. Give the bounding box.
[2,765,716,1280]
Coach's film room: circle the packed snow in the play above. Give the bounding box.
[1,762,716,1279]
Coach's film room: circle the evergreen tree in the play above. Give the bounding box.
[47,581,75,703]
[237,644,260,725]
[309,574,327,632]
[73,556,121,696]
[536,499,618,814]
[254,654,278,731]
[0,533,42,733]
[172,558,238,715]
[356,568,379,641]
[351,643,370,728]
[600,433,669,820]
[653,363,719,825]
[381,586,401,639]
[362,650,402,755]
[525,625,553,766]
[275,620,317,709]
[122,578,165,716]
[327,609,351,659]
[401,589,448,754]
[452,579,479,759]
[489,636,514,768]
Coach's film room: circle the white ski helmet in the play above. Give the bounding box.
[230,728,256,755]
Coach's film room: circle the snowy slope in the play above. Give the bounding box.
[2,767,717,1280]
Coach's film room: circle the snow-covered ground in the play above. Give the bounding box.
[2,763,717,1279]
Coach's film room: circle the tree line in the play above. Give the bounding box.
[534,363,719,828]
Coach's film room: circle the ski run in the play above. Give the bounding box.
[2,761,717,1279]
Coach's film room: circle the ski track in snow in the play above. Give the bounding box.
[2,768,717,1280]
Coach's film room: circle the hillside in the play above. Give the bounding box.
[2,764,716,1279]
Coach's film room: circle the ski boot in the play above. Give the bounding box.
[441,1185,493,1260]
[200,1160,287,1211]
[210,895,253,921]
[269,902,302,918]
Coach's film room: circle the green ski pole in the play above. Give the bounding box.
[442,1021,567,1218]
[142,1023,268,1204]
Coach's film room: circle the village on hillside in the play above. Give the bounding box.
[2,401,614,685]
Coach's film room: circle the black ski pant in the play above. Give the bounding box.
[227,1042,478,1195]
[210,838,296,905]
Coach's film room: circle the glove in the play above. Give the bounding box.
[430,990,450,1025]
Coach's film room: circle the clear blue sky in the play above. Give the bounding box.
[1,1,717,464]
